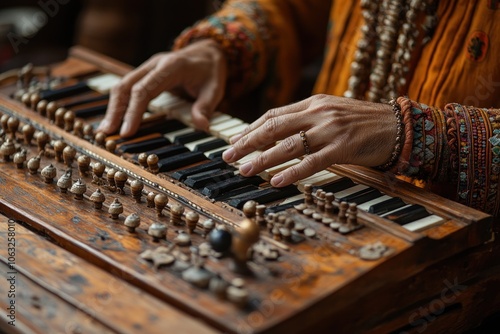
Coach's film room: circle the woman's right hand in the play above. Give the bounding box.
[97,38,228,137]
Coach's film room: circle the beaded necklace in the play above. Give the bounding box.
[344,0,439,102]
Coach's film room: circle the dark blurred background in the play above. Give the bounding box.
[0,0,219,72]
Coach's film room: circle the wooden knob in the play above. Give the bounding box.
[130,180,144,203]
[22,124,35,145]
[46,101,59,121]
[108,198,123,219]
[36,100,48,116]
[63,110,75,132]
[94,132,106,146]
[35,131,49,152]
[114,171,128,194]
[62,145,76,167]
[154,194,168,217]
[90,188,106,210]
[77,155,91,176]
[54,107,67,128]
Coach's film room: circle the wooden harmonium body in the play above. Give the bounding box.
[0,47,493,334]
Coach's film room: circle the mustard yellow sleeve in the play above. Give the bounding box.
[173,0,332,108]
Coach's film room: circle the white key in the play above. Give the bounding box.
[234,151,261,166]
[333,184,369,199]
[164,127,194,142]
[261,159,301,181]
[296,171,341,189]
[185,136,218,151]
[357,195,392,211]
[149,92,185,112]
[204,145,231,158]
[403,215,444,232]
[219,123,248,142]
[209,114,232,125]
[210,118,243,135]
[87,73,121,93]
[166,103,193,126]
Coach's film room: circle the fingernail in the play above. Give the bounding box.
[97,120,107,131]
[239,161,253,175]
[230,134,242,144]
[120,122,131,136]
[271,174,284,187]
[222,147,234,161]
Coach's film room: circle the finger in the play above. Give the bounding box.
[98,57,159,134]
[223,112,308,163]
[191,82,224,131]
[270,151,333,187]
[231,98,312,143]
[120,66,181,137]
[238,133,306,177]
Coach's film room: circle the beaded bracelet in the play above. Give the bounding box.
[377,99,404,170]
[392,97,414,174]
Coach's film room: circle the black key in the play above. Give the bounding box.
[266,199,304,214]
[228,185,300,209]
[135,144,188,161]
[184,169,235,189]
[63,94,109,108]
[337,187,382,204]
[384,205,430,225]
[207,148,227,159]
[368,197,406,215]
[75,105,107,118]
[158,151,207,172]
[202,175,264,198]
[159,119,187,134]
[314,177,356,194]
[119,137,171,154]
[39,81,91,100]
[171,159,232,181]
[114,119,186,143]
[194,138,228,152]
[214,185,260,201]
[174,131,209,145]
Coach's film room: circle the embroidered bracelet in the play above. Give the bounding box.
[377,99,404,170]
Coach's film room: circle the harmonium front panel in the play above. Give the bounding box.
[0,46,493,334]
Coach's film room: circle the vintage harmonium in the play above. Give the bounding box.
[0,46,495,334]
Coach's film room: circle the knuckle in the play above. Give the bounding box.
[286,165,301,180]
[264,117,279,133]
[111,81,127,96]
[130,84,147,101]
[235,133,253,151]
[254,153,268,169]
[301,156,317,171]
[265,108,279,120]
[281,136,296,154]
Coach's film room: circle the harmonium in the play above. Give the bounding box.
[0,46,498,334]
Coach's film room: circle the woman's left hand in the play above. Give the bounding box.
[222,94,397,187]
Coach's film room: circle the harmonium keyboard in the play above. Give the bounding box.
[0,46,497,334]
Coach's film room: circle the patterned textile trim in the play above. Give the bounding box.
[397,100,449,181]
[173,2,272,98]
[484,107,500,215]
[443,104,500,215]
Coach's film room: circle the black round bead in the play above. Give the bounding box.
[208,228,232,253]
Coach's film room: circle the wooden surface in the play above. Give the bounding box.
[0,46,498,333]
